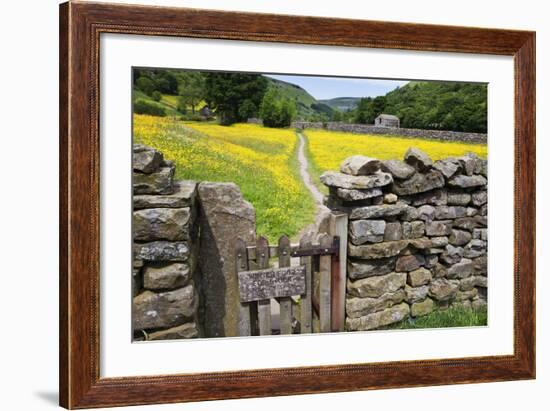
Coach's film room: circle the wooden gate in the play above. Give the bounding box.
[235,213,348,336]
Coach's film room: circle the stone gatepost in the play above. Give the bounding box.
[197,182,256,338]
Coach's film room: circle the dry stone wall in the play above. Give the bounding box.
[132,144,200,341]
[132,145,257,340]
[321,148,488,331]
[293,121,487,143]
[132,142,488,338]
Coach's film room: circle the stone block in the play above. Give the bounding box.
[133,166,174,195]
[425,220,452,236]
[349,204,407,220]
[433,158,461,179]
[434,206,467,220]
[404,284,430,304]
[321,171,393,190]
[334,187,383,202]
[447,191,471,206]
[402,221,425,239]
[134,180,197,209]
[134,241,189,262]
[349,220,386,245]
[396,254,425,272]
[384,222,403,241]
[347,257,396,280]
[133,144,163,174]
[392,170,445,196]
[345,303,410,331]
[408,267,432,287]
[340,155,381,176]
[404,147,433,171]
[133,208,191,241]
[381,159,415,179]
[411,298,434,317]
[346,290,405,318]
[147,322,199,340]
[449,229,472,246]
[143,263,191,290]
[448,174,487,188]
[348,240,409,259]
[133,285,196,330]
[347,272,406,298]
[429,278,459,301]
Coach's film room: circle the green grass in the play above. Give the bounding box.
[160,94,179,109]
[133,90,182,116]
[387,306,488,330]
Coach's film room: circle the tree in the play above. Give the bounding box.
[178,72,205,114]
[204,73,268,125]
[280,99,297,127]
[371,96,387,119]
[151,91,162,102]
[238,99,259,120]
[260,89,296,128]
[353,98,372,124]
[135,76,156,96]
[331,110,343,122]
[308,112,329,123]
[259,89,278,126]
[154,71,178,95]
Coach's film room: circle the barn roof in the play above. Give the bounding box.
[376,114,399,120]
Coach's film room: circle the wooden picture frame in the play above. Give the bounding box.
[59,1,535,408]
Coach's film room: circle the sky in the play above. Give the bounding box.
[265,74,408,100]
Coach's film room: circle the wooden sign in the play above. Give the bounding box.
[238,265,306,303]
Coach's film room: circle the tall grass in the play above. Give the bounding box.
[387,306,488,330]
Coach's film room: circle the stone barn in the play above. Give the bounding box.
[199,105,214,119]
[375,114,400,128]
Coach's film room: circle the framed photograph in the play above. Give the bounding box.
[59,2,535,408]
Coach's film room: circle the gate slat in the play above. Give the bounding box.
[318,233,332,333]
[235,238,252,337]
[329,213,348,332]
[255,236,271,336]
[299,233,313,334]
[258,300,271,336]
[278,235,292,335]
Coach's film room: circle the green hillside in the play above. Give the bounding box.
[383,81,487,132]
[132,89,181,117]
[266,77,334,120]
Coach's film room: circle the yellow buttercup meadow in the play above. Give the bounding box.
[303,129,487,192]
[133,115,315,240]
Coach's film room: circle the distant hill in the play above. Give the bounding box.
[265,77,333,119]
[266,77,316,108]
[318,97,361,112]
